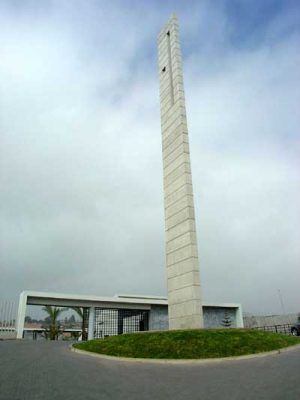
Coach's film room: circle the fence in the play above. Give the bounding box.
[243,314,298,328]
[255,324,292,335]
[0,301,16,331]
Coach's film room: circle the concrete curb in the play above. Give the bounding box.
[70,343,300,365]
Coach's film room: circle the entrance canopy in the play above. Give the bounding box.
[16,291,168,339]
[16,291,243,339]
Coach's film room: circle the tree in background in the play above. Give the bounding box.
[42,306,65,340]
[71,307,88,341]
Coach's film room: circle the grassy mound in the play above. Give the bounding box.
[73,329,300,359]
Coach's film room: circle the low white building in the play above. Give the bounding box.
[16,291,243,340]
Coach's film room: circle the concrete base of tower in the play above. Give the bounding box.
[168,301,204,330]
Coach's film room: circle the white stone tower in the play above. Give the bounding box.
[158,15,204,329]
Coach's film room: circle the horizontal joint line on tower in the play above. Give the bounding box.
[162,128,189,150]
[163,160,190,180]
[160,85,184,103]
[161,108,186,129]
[161,112,186,133]
[169,304,201,313]
[168,266,200,277]
[168,297,201,307]
[161,115,185,134]
[165,201,195,222]
[166,239,197,255]
[167,255,199,269]
[164,174,191,191]
[159,46,182,63]
[167,255,199,268]
[160,101,185,122]
[166,229,197,245]
[164,182,193,202]
[166,240,196,255]
[168,286,201,297]
[168,278,200,290]
[160,84,173,101]
[165,189,194,205]
[165,192,194,213]
[160,77,184,100]
[163,148,190,170]
[161,110,186,130]
[167,268,200,280]
[160,83,184,103]
[165,203,194,221]
[165,196,194,215]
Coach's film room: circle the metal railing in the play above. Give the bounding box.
[0,301,16,332]
[255,324,292,335]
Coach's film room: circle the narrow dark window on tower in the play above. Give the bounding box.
[166,30,174,105]
[162,66,166,72]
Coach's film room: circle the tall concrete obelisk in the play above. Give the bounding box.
[158,15,204,329]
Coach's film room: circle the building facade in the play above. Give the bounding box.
[16,291,243,339]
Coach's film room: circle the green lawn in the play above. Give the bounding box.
[73,329,300,359]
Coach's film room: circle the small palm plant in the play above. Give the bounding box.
[42,306,65,340]
[71,307,88,341]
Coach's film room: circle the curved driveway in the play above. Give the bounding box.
[0,340,299,400]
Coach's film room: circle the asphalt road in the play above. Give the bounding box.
[0,340,299,400]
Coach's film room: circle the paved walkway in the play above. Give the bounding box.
[0,340,299,400]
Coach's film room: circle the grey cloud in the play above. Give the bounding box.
[0,1,299,317]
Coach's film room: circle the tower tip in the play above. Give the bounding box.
[157,14,179,42]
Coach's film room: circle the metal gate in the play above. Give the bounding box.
[94,308,149,338]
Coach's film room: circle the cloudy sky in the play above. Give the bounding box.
[0,0,299,316]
